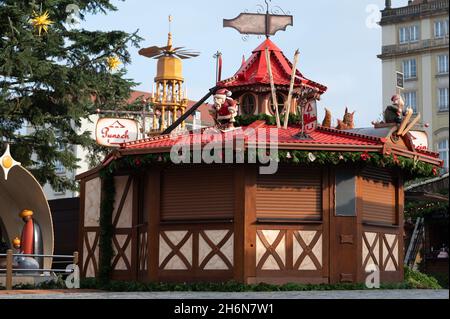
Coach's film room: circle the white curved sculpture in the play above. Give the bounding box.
[0,165,54,270]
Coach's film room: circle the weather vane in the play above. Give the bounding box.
[223,0,293,39]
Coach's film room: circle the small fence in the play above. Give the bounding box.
[0,250,78,290]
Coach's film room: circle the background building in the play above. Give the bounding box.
[378,0,449,171]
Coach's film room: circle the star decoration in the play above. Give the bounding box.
[0,144,21,181]
[106,56,121,71]
[30,10,54,36]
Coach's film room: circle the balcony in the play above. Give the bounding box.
[379,37,449,59]
[380,0,449,25]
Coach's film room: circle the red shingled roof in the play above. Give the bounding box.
[120,121,384,151]
[218,39,327,94]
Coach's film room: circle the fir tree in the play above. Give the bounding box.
[0,0,141,191]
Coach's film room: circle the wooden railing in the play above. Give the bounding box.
[0,250,78,290]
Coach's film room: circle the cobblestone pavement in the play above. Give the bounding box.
[0,289,448,299]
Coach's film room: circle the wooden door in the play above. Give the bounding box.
[329,169,358,284]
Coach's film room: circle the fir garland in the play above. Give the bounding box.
[98,172,115,284]
[104,151,438,180]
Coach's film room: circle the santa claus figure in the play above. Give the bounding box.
[385,94,405,124]
[210,89,238,130]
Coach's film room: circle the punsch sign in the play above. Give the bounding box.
[96,118,139,147]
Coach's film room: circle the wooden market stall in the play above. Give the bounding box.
[77,39,443,285]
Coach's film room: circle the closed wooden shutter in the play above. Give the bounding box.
[361,167,397,225]
[256,167,322,220]
[161,166,234,221]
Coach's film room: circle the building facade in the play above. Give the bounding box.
[378,0,449,171]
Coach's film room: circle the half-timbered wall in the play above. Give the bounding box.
[79,164,404,284]
[248,167,329,284]
[80,176,101,278]
[110,175,136,280]
[158,225,234,282]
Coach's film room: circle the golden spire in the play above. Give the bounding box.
[167,15,173,50]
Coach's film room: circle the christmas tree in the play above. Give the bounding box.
[0,0,141,191]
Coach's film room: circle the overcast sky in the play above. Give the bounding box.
[82,0,411,127]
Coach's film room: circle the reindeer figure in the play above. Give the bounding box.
[336,108,355,130]
[322,108,332,128]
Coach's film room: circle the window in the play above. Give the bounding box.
[403,59,417,79]
[437,55,449,74]
[335,170,356,217]
[269,94,286,116]
[54,190,66,196]
[399,25,420,43]
[403,91,417,113]
[434,20,449,38]
[438,139,449,172]
[55,161,66,175]
[438,88,449,111]
[241,94,256,115]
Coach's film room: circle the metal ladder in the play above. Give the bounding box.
[405,217,425,268]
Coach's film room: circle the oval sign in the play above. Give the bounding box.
[96,118,139,147]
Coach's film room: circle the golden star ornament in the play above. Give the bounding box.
[30,10,54,36]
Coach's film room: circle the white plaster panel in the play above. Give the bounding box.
[262,255,280,270]
[114,234,129,271]
[113,176,133,229]
[384,234,398,272]
[159,231,192,270]
[299,255,316,271]
[204,255,228,270]
[84,178,101,227]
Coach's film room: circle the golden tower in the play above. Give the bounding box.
[139,16,199,134]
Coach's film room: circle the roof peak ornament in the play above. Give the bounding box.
[223,0,293,41]
[1,144,21,180]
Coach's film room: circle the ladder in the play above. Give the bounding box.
[404,217,424,268]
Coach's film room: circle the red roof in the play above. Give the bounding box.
[218,39,327,94]
[120,121,384,151]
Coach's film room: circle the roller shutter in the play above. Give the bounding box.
[361,167,397,225]
[161,165,234,221]
[256,167,322,220]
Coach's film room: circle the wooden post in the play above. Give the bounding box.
[73,251,79,266]
[265,48,281,128]
[284,50,300,129]
[6,249,13,291]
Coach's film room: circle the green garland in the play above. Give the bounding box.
[98,172,115,284]
[104,151,438,180]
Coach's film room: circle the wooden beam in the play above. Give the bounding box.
[148,168,161,282]
[401,113,421,137]
[284,50,300,129]
[397,108,413,135]
[162,86,217,135]
[6,249,13,290]
[265,48,281,128]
